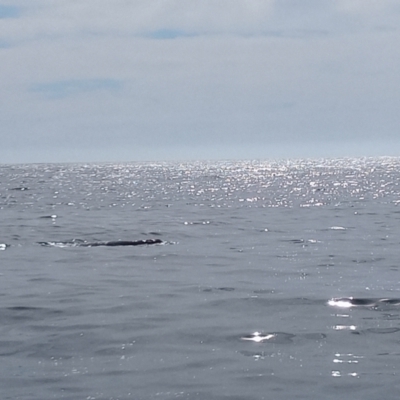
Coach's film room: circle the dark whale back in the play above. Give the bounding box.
[86,239,163,247]
[38,239,163,247]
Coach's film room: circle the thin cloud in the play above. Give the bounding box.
[148,29,197,40]
[2,1,275,42]
[334,0,399,15]
[30,79,123,99]
[2,0,399,46]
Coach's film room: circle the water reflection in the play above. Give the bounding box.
[331,353,363,378]
[328,295,400,379]
[332,325,357,331]
[331,371,359,378]
[241,332,276,343]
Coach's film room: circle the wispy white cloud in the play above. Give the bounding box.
[334,0,400,15]
[0,0,398,53]
[1,0,275,43]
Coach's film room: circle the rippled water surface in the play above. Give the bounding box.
[1,157,400,399]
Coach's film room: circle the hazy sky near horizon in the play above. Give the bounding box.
[1,0,399,164]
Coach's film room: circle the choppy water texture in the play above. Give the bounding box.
[1,157,400,400]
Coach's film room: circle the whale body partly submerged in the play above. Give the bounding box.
[81,239,163,247]
[328,297,400,308]
[38,239,163,247]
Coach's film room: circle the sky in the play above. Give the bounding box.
[1,0,399,164]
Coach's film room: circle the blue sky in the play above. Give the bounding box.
[0,5,19,19]
[1,0,399,163]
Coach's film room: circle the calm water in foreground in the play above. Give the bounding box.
[1,157,400,400]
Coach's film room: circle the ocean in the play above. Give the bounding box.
[1,157,400,400]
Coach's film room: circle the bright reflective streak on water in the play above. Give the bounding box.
[331,353,364,378]
[333,325,357,331]
[328,298,354,308]
[332,371,359,378]
[241,332,276,342]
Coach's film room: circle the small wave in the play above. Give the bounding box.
[365,327,400,334]
[201,287,235,293]
[38,239,164,248]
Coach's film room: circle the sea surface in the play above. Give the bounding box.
[1,157,400,400]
